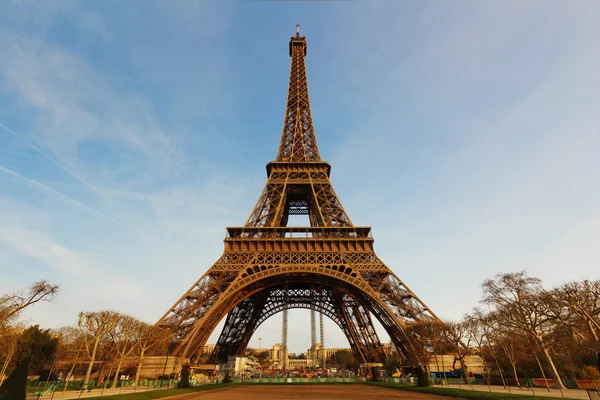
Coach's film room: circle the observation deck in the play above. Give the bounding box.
[224,226,374,252]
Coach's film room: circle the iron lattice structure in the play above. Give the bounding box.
[157,29,445,365]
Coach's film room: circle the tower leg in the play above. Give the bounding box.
[209,291,269,363]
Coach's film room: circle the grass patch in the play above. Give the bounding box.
[237,381,359,385]
[367,382,582,400]
[85,383,237,400]
[26,382,82,393]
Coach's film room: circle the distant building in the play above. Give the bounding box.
[201,344,216,354]
[287,359,318,368]
[308,344,351,361]
[428,355,488,375]
[325,347,351,360]
[245,347,266,356]
[203,342,397,370]
[218,356,260,376]
[382,343,395,356]
[268,343,283,361]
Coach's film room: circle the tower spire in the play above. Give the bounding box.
[276,28,321,162]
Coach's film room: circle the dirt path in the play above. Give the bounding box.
[175,384,461,399]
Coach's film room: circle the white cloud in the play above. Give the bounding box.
[0,32,179,178]
[0,199,96,276]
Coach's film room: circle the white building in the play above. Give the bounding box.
[428,355,487,375]
[268,343,283,361]
[287,359,318,369]
[307,344,351,361]
[201,344,216,354]
[218,356,260,377]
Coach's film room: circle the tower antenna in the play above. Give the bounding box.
[296,24,300,37]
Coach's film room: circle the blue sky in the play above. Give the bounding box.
[1,1,599,354]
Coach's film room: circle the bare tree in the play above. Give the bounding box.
[482,271,565,389]
[404,320,453,386]
[428,320,454,385]
[110,315,141,389]
[78,311,120,388]
[0,280,59,326]
[52,327,86,394]
[133,324,170,387]
[0,326,21,386]
[463,310,493,386]
[553,280,600,368]
[447,320,473,384]
[485,314,522,388]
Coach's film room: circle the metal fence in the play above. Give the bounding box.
[231,377,416,384]
[26,379,179,393]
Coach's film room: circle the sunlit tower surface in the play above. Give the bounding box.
[156,25,448,371]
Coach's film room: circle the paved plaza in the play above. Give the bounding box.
[25,385,458,400]
[25,383,594,400]
[436,383,590,399]
[172,385,460,400]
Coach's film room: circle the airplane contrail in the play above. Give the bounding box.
[0,122,171,243]
[0,164,123,227]
[0,121,100,193]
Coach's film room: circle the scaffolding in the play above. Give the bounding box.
[281,282,289,371]
[320,310,325,367]
[311,285,317,365]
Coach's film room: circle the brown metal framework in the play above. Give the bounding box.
[157,28,445,366]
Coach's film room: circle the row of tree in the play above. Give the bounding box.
[404,272,600,388]
[1,281,170,393]
[74,310,169,388]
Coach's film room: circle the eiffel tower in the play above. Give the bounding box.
[157,27,444,367]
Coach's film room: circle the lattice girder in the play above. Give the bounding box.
[208,290,269,363]
[276,34,320,162]
[157,258,440,362]
[156,29,448,367]
[207,284,390,364]
[332,291,386,363]
[210,286,337,363]
[245,166,352,228]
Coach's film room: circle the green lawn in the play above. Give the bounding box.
[85,384,237,400]
[367,382,582,400]
[236,381,358,385]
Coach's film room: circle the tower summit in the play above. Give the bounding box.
[244,28,352,229]
[157,29,447,370]
[278,25,319,162]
